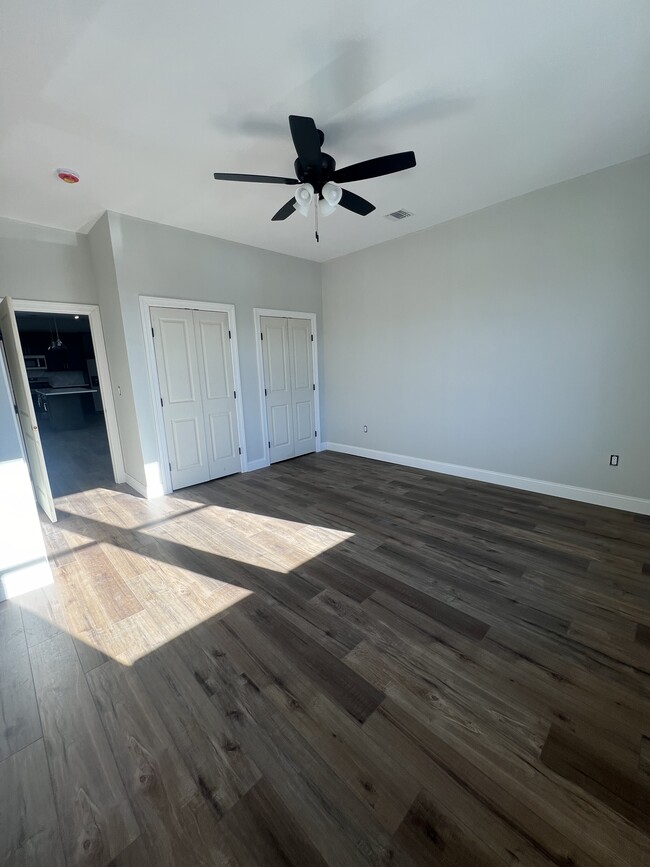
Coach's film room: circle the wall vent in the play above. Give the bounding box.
[384,209,413,221]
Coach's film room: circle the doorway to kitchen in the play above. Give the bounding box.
[0,298,124,520]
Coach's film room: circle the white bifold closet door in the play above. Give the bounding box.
[261,316,315,464]
[151,307,240,490]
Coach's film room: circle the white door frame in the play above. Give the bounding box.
[253,308,322,467]
[140,295,247,495]
[14,299,126,484]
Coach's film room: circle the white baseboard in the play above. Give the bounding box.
[123,466,166,499]
[322,442,650,516]
[246,457,270,473]
[123,472,149,498]
[248,444,326,470]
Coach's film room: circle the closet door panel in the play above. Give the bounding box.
[193,310,241,479]
[294,400,313,445]
[152,307,208,489]
[288,318,316,458]
[208,413,235,461]
[171,417,203,471]
[261,316,295,463]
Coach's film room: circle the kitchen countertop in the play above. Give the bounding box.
[33,387,97,396]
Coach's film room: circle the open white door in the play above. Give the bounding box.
[0,296,57,522]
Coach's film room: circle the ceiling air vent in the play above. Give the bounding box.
[384,209,413,221]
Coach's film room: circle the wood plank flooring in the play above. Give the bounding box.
[1,450,650,865]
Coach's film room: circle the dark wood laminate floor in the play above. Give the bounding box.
[39,412,114,497]
[1,451,650,866]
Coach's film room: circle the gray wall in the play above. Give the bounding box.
[322,155,650,501]
[106,212,322,486]
[0,211,323,496]
[3,155,649,508]
[0,217,97,304]
[87,214,144,486]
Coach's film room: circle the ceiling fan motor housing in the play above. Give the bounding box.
[295,141,335,195]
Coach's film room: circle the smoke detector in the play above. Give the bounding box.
[56,168,80,184]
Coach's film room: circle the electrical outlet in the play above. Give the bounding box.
[609,454,619,466]
[363,425,368,433]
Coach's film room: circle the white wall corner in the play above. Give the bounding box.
[324,443,650,516]
[123,472,149,498]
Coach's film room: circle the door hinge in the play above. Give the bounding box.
[312,383,315,391]
[268,441,271,449]
[228,330,232,339]
[238,447,241,455]
[151,326,155,338]
[13,402,18,414]
[260,332,264,340]
[315,430,317,438]
[233,390,237,399]
[264,387,267,397]
[160,397,163,407]
[311,334,314,342]
[169,462,172,471]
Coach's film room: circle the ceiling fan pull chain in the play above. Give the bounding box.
[314,196,319,243]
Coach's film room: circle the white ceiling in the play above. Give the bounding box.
[1,0,649,263]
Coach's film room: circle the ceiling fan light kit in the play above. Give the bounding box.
[213,115,416,241]
[294,182,314,217]
[318,199,336,218]
[319,180,342,217]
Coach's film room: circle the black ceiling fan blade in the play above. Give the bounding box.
[288,115,322,166]
[271,198,297,221]
[334,151,416,184]
[213,172,298,185]
[339,188,375,216]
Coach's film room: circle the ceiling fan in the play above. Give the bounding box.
[213,115,416,234]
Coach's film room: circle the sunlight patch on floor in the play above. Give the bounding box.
[136,503,355,573]
[21,496,355,667]
[53,500,355,575]
[13,578,253,666]
[82,581,253,666]
[55,488,207,527]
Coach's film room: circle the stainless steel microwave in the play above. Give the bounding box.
[23,355,47,370]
